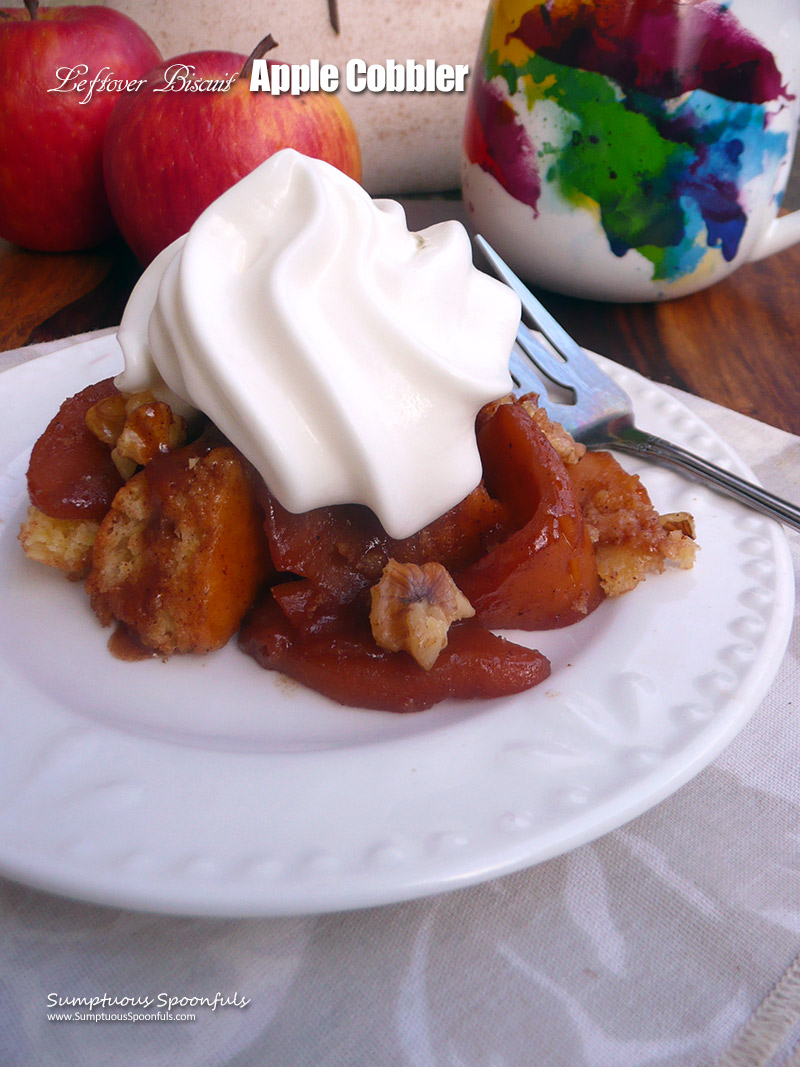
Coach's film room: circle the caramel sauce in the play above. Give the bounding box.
[107,623,158,662]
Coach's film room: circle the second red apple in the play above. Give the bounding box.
[103,49,362,264]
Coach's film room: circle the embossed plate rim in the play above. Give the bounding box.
[0,335,793,916]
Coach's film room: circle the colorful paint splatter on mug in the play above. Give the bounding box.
[463,0,798,299]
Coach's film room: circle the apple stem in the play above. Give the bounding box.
[328,0,340,35]
[239,34,279,81]
[24,0,39,19]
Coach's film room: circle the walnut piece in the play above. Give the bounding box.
[84,393,127,446]
[85,391,187,477]
[369,559,475,671]
[659,512,697,539]
[115,399,187,467]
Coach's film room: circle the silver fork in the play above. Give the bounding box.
[476,236,800,533]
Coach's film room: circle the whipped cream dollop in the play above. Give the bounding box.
[116,149,520,539]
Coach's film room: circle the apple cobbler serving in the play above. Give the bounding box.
[19,379,696,712]
[18,151,697,712]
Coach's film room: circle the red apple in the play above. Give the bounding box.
[0,1,162,251]
[103,42,362,264]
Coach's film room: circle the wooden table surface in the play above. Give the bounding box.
[2,188,799,437]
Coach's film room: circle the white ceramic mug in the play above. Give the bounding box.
[461,0,800,301]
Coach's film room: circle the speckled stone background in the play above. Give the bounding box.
[8,0,800,201]
[100,0,489,194]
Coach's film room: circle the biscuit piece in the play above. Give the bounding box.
[570,451,697,596]
[87,445,268,655]
[19,505,99,578]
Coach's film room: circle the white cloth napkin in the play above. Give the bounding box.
[0,330,798,1067]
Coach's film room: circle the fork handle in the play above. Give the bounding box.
[602,425,800,533]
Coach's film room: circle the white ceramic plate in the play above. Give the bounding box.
[0,336,793,917]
